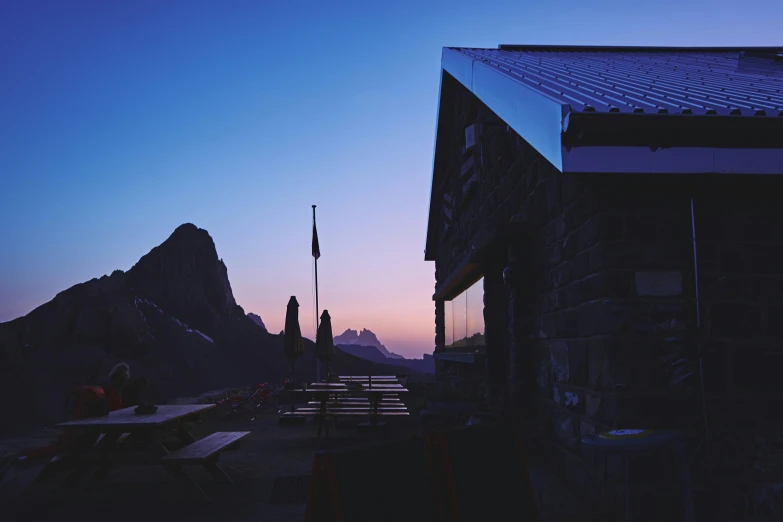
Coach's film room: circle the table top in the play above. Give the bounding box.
[337,376,398,379]
[291,388,408,395]
[308,382,403,388]
[56,404,215,429]
[336,379,399,382]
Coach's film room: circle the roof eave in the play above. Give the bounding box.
[424,67,448,262]
[441,48,567,171]
[562,113,783,174]
[562,146,783,174]
[496,44,783,53]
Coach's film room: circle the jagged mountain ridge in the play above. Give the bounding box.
[0,224,405,434]
[333,328,404,359]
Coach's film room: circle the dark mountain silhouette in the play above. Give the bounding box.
[336,344,435,374]
[336,344,389,364]
[333,328,404,359]
[247,313,266,331]
[0,223,404,434]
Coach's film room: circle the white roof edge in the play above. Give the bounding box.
[441,48,567,171]
[426,68,446,257]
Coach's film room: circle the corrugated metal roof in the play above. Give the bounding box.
[448,46,783,117]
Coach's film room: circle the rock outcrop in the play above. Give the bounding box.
[126,223,244,338]
[247,313,267,331]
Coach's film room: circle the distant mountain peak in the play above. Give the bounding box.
[172,222,199,234]
[334,328,381,347]
[247,313,267,331]
[333,328,403,359]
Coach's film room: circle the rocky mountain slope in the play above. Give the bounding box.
[247,313,266,331]
[0,224,403,434]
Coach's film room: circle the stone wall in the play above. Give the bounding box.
[431,76,783,519]
[532,178,698,516]
[691,185,783,518]
[526,175,783,519]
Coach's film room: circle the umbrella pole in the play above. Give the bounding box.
[291,361,296,413]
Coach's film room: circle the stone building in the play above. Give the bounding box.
[425,45,783,519]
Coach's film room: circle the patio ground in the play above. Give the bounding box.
[3,406,595,522]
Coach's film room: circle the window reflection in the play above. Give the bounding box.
[445,300,454,348]
[466,279,484,346]
[444,277,485,350]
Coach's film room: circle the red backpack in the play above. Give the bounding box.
[64,385,110,421]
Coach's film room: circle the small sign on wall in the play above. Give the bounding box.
[635,271,683,297]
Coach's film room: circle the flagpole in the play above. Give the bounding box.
[313,205,320,383]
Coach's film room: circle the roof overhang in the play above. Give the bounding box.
[425,46,783,260]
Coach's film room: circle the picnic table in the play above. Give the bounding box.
[336,375,400,381]
[54,404,249,502]
[285,378,410,437]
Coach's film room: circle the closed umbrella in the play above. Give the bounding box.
[315,310,335,380]
[284,296,304,385]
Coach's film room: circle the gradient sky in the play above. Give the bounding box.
[1,0,781,357]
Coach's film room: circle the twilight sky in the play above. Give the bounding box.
[1,0,780,357]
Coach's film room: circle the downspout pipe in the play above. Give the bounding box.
[691,197,711,460]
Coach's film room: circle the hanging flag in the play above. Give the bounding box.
[312,222,320,259]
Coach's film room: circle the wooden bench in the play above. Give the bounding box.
[308,398,400,401]
[283,410,410,417]
[52,432,132,462]
[162,431,249,464]
[307,400,402,406]
[161,431,250,502]
[303,405,407,410]
[315,402,402,407]
[45,432,134,483]
[307,404,403,409]
[307,390,400,401]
